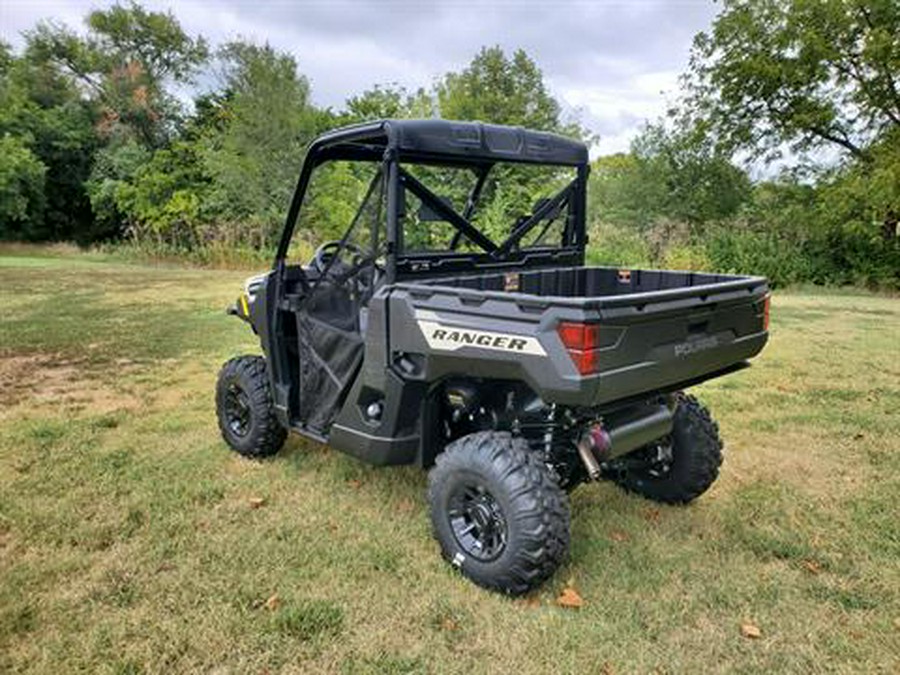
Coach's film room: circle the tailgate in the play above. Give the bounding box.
[583,280,769,405]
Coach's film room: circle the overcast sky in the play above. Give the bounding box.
[1,0,719,155]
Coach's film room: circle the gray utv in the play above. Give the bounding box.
[216,119,770,595]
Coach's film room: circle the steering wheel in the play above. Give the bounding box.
[311,240,384,295]
[312,240,362,276]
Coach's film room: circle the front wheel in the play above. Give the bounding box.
[427,431,570,595]
[215,356,287,458]
[612,393,723,504]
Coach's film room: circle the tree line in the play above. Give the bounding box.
[1,0,897,287]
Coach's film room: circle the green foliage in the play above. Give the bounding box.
[0,43,97,241]
[585,222,653,268]
[26,1,207,147]
[589,121,751,232]
[344,84,434,123]
[299,161,381,246]
[434,47,587,230]
[114,141,208,246]
[85,138,151,241]
[0,136,47,237]
[588,153,662,229]
[437,46,565,131]
[632,121,751,227]
[86,1,208,84]
[201,42,320,248]
[583,0,900,290]
[587,129,898,289]
[685,0,900,163]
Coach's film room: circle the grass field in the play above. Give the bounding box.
[1,249,898,674]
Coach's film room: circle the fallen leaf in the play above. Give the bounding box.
[397,498,414,513]
[517,595,541,609]
[440,617,459,631]
[557,587,584,609]
[248,497,266,509]
[853,432,865,441]
[600,663,614,675]
[264,594,280,611]
[801,559,821,575]
[643,508,661,523]
[347,479,362,489]
[609,529,629,543]
[741,622,762,639]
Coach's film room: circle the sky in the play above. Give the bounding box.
[0,0,720,156]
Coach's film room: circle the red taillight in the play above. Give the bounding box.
[763,295,771,331]
[568,348,600,375]
[558,321,601,375]
[557,321,601,350]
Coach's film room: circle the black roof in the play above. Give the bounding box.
[309,119,588,166]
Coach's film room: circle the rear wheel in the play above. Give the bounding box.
[216,356,286,458]
[427,431,570,595]
[612,393,722,504]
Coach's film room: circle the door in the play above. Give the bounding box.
[291,164,387,433]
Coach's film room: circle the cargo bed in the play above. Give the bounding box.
[421,265,762,303]
[390,265,770,409]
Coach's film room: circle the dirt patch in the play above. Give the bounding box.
[0,354,140,417]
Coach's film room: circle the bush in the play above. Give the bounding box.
[586,221,653,267]
[703,225,899,289]
[662,243,711,271]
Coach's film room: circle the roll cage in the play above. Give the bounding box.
[274,119,591,285]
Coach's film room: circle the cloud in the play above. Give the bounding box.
[1,0,719,155]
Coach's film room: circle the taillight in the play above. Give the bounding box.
[558,321,601,375]
[763,295,771,331]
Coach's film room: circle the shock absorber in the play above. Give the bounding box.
[543,403,556,457]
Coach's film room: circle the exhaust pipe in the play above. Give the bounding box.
[576,426,609,480]
[577,401,674,479]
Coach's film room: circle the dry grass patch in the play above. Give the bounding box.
[0,354,142,419]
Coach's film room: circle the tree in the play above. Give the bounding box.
[632,120,751,227]
[433,47,589,236]
[0,136,47,239]
[344,84,434,123]
[201,42,321,246]
[685,0,900,164]
[436,46,582,137]
[1,42,97,240]
[588,152,664,229]
[26,1,207,147]
[588,121,751,232]
[0,41,14,75]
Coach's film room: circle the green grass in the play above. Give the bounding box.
[1,250,898,673]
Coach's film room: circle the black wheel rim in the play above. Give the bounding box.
[224,382,252,438]
[447,482,507,561]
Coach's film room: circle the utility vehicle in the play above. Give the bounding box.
[216,119,770,594]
